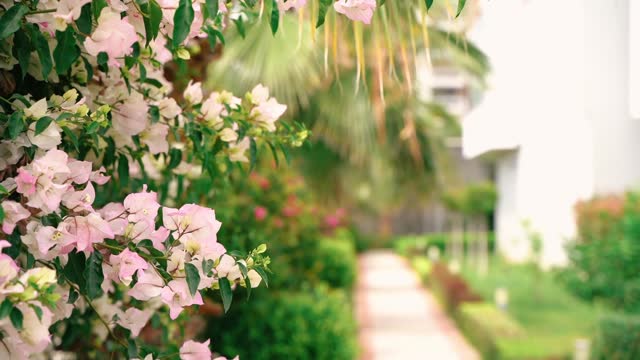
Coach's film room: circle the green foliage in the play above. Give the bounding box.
[442,182,497,216]
[462,258,602,359]
[315,234,357,290]
[560,191,640,313]
[592,313,640,359]
[394,232,496,257]
[455,303,523,359]
[206,288,358,360]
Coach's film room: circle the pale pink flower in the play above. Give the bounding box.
[247,269,262,288]
[21,221,59,257]
[90,166,111,185]
[111,248,149,285]
[1,201,30,234]
[129,268,165,300]
[15,168,37,195]
[250,98,287,132]
[0,139,25,171]
[162,204,222,244]
[0,253,19,286]
[149,226,169,250]
[179,339,211,360]
[98,202,128,235]
[141,123,170,154]
[254,206,267,221]
[160,279,204,319]
[112,92,150,136]
[84,8,138,67]
[62,182,96,212]
[157,97,182,119]
[333,0,376,24]
[54,0,92,29]
[16,302,53,353]
[117,307,153,337]
[27,121,62,150]
[67,159,93,184]
[183,81,203,104]
[228,137,250,163]
[124,185,161,224]
[59,213,114,253]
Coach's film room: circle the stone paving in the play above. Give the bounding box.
[356,250,479,360]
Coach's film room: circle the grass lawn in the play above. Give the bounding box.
[461,258,605,358]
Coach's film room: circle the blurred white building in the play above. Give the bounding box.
[463,0,640,267]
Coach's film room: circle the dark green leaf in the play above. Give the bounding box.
[270,0,279,35]
[63,252,86,290]
[92,0,108,21]
[67,288,79,304]
[0,299,12,319]
[30,304,43,320]
[316,0,332,28]
[253,267,269,288]
[218,277,233,313]
[425,0,433,10]
[61,126,79,152]
[456,0,466,17]
[233,17,245,38]
[54,28,80,74]
[10,308,23,330]
[83,251,104,300]
[249,137,257,172]
[167,148,182,169]
[205,0,219,20]
[76,3,93,34]
[141,0,163,44]
[35,116,53,135]
[118,155,130,188]
[0,205,4,223]
[0,4,28,40]
[184,263,200,297]
[82,57,93,83]
[12,30,31,79]
[172,0,194,48]
[30,27,53,79]
[7,111,24,139]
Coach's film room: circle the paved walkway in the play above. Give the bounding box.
[356,250,479,360]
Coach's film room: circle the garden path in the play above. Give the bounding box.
[356,250,479,360]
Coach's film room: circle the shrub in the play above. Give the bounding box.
[592,313,640,359]
[206,288,358,360]
[430,262,483,312]
[411,256,433,280]
[455,303,523,359]
[316,235,358,289]
[561,192,640,312]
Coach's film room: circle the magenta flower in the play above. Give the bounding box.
[254,206,268,221]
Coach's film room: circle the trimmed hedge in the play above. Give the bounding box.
[592,313,640,359]
[206,288,358,360]
[316,236,357,289]
[429,262,482,312]
[455,303,523,359]
[394,232,496,258]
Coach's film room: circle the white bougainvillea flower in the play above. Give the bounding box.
[111,92,149,136]
[117,307,154,337]
[128,268,165,301]
[183,81,203,104]
[84,8,137,66]
[160,279,204,319]
[179,339,212,360]
[54,0,92,30]
[333,0,376,24]
[141,123,170,154]
[157,97,182,119]
[1,201,30,234]
[228,137,250,162]
[220,128,238,142]
[110,249,149,286]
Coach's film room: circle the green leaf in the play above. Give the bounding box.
[218,277,233,313]
[172,0,194,48]
[76,3,93,34]
[456,0,466,17]
[67,288,79,304]
[316,0,332,28]
[12,30,32,79]
[253,267,269,288]
[184,263,200,297]
[30,27,53,79]
[83,251,104,300]
[7,111,24,140]
[167,148,182,169]
[0,4,28,40]
[61,126,79,152]
[118,155,130,188]
[425,0,433,11]
[233,18,245,38]
[10,308,23,330]
[30,304,43,320]
[0,299,12,319]
[249,137,257,172]
[63,252,87,290]
[205,0,219,19]
[270,0,279,35]
[35,116,54,135]
[0,205,4,223]
[54,28,80,75]
[141,0,163,44]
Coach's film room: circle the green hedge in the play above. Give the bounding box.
[316,235,357,290]
[206,287,358,360]
[394,232,495,258]
[429,262,482,313]
[455,303,523,359]
[592,313,640,359]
